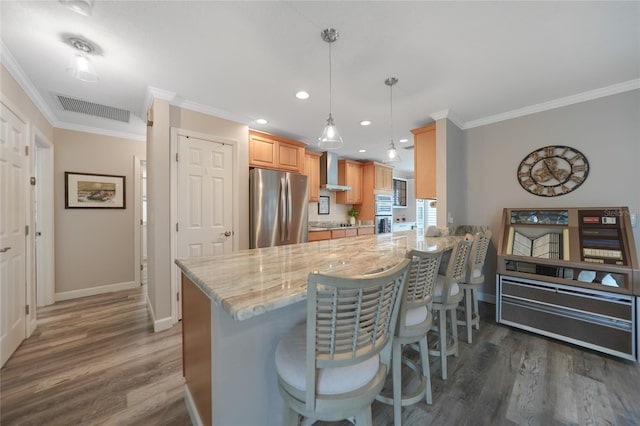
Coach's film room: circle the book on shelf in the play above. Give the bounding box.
[511,231,561,259]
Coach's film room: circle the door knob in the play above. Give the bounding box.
[224,231,232,237]
[0,247,11,253]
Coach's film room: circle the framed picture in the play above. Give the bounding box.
[318,196,330,215]
[65,172,126,209]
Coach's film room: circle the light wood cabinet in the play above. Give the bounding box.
[249,130,306,173]
[357,162,393,221]
[411,124,436,199]
[304,151,322,202]
[336,160,363,204]
[374,163,394,193]
[357,227,374,236]
[308,230,331,242]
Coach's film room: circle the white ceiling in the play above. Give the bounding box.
[1,1,639,174]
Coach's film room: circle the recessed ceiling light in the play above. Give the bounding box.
[399,138,409,143]
[256,118,267,125]
[296,91,309,100]
[358,149,367,153]
[360,120,371,126]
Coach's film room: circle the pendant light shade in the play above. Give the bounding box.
[67,37,98,82]
[385,77,400,163]
[318,28,343,151]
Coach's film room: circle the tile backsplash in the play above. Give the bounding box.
[308,190,353,222]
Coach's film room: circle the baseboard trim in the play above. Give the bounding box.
[154,316,173,332]
[184,384,204,426]
[55,281,138,302]
[478,292,496,304]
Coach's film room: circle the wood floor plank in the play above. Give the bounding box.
[2,288,639,426]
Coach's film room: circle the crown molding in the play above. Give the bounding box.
[430,109,464,129]
[463,79,640,129]
[145,85,251,126]
[1,40,58,127]
[55,120,146,141]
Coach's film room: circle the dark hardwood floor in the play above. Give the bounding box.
[2,286,639,425]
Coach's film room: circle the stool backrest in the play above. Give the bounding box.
[305,258,411,409]
[397,249,443,332]
[441,237,473,304]
[465,230,492,284]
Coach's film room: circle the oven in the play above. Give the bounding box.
[375,195,393,234]
[375,194,393,216]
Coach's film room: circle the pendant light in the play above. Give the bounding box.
[67,37,98,82]
[385,77,400,162]
[318,28,343,150]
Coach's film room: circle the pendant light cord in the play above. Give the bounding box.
[328,41,333,116]
[389,81,394,143]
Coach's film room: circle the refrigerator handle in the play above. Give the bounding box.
[280,176,287,242]
[286,176,292,241]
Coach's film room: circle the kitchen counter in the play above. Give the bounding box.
[176,230,461,321]
[176,230,462,426]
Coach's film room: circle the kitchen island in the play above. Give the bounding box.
[176,230,462,426]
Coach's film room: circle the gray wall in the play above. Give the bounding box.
[465,89,640,299]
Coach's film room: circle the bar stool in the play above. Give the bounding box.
[458,230,492,344]
[376,249,443,426]
[429,237,472,380]
[275,259,411,426]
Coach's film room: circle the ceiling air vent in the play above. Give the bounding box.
[56,95,130,123]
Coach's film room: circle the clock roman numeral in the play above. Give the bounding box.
[568,153,583,164]
[531,184,544,195]
[572,164,588,172]
[544,146,555,157]
[570,175,585,184]
[518,171,530,179]
[546,186,556,196]
[521,178,535,188]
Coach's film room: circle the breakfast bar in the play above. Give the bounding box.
[176,230,461,426]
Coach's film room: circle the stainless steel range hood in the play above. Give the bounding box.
[320,152,351,191]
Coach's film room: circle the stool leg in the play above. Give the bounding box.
[473,288,480,331]
[450,307,459,357]
[465,289,473,344]
[393,340,402,426]
[438,308,447,380]
[419,336,432,404]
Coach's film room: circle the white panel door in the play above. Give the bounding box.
[0,102,27,367]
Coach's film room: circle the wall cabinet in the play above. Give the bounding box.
[374,163,394,193]
[249,130,306,173]
[356,162,394,221]
[411,124,436,199]
[336,160,363,204]
[304,150,322,202]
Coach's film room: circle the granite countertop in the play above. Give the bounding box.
[176,230,462,321]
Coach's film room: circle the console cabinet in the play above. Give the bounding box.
[496,207,639,361]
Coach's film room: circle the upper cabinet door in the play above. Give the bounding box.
[249,133,277,169]
[304,151,322,202]
[336,160,363,204]
[373,163,393,193]
[249,130,306,174]
[412,124,436,199]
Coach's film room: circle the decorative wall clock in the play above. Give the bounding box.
[517,145,589,197]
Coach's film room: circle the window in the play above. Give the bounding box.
[393,178,406,207]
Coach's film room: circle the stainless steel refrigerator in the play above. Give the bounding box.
[249,168,309,248]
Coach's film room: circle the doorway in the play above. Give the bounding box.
[34,129,54,308]
[170,128,237,322]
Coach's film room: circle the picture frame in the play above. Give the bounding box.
[65,172,126,209]
[318,196,330,215]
